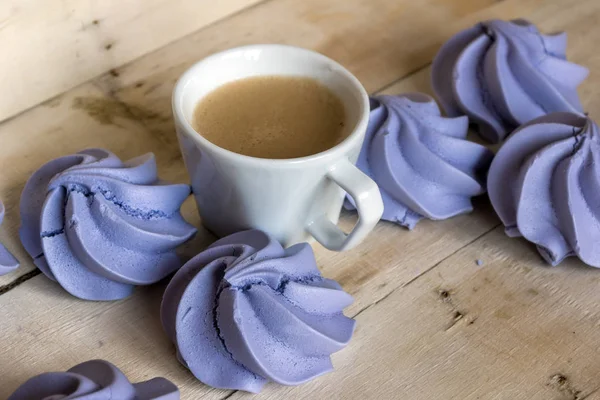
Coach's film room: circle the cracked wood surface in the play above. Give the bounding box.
[1,0,600,398]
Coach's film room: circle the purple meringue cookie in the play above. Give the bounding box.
[161,229,355,393]
[19,149,196,301]
[432,19,589,143]
[489,112,600,267]
[8,359,179,400]
[0,200,19,275]
[345,93,494,229]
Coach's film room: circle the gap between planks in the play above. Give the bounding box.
[0,58,436,298]
[0,0,276,127]
[216,221,502,400]
[352,223,502,320]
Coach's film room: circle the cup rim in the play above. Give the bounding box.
[172,44,370,167]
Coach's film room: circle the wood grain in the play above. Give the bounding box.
[0,0,263,122]
[100,0,536,151]
[0,275,231,399]
[0,83,195,286]
[0,0,517,285]
[229,228,600,400]
[1,0,600,398]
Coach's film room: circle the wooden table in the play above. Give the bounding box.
[1,0,599,398]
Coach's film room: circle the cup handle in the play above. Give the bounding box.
[306,158,383,251]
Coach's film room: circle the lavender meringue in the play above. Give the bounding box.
[19,149,196,301]
[8,359,179,400]
[488,112,600,267]
[161,229,355,393]
[345,93,494,229]
[0,200,19,275]
[432,19,589,143]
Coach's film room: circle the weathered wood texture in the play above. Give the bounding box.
[1,0,599,398]
[0,0,263,122]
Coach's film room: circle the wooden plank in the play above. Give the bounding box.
[228,227,600,400]
[0,85,500,394]
[0,0,264,122]
[0,211,498,397]
[0,78,499,395]
[0,73,500,313]
[382,0,600,113]
[0,276,230,399]
[102,0,538,143]
[0,0,515,292]
[0,94,500,398]
[1,0,600,398]
[222,1,600,397]
[0,83,208,286]
[7,221,600,399]
[108,0,543,93]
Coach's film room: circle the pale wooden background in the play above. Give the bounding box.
[1,0,599,399]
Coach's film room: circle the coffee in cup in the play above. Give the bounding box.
[192,75,347,159]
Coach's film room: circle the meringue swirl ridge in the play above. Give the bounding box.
[19,148,196,300]
[346,93,494,229]
[488,112,600,267]
[161,229,356,393]
[8,359,179,400]
[432,19,589,143]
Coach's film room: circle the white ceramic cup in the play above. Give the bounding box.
[173,44,383,251]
